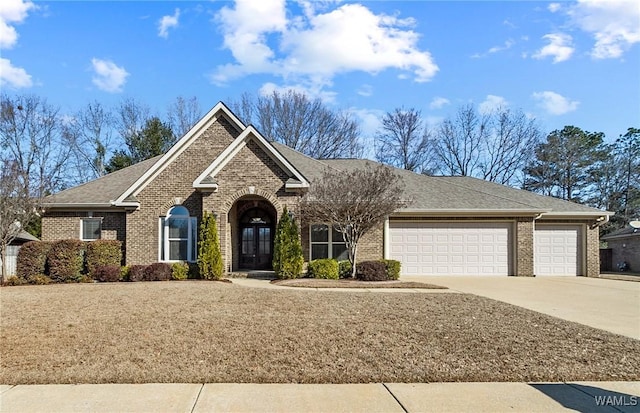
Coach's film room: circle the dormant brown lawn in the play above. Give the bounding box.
[1,281,639,384]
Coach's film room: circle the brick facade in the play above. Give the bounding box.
[606,236,640,273]
[42,211,126,243]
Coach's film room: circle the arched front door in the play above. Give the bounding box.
[239,208,273,270]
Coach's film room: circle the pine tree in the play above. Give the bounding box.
[272,206,304,279]
[198,211,223,280]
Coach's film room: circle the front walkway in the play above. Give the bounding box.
[402,275,640,340]
[2,382,639,413]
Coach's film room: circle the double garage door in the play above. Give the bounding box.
[389,222,512,276]
[389,221,582,276]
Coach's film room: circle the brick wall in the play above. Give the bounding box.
[607,236,640,273]
[42,211,126,243]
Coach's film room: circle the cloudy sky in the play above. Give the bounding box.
[1,0,638,145]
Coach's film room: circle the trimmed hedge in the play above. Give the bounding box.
[308,259,339,279]
[16,241,53,283]
[380,259,401,280]
[85,240,122,279]
[144,262,172,281]
[338,260,352,279]
[94,265,121,282]
[171,262,189,280]
[47,240,85,283]
[356,260,387,281]
[128,265,147,282]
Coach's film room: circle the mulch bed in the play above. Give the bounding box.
[271,278,448,289]
[1,282,638,384]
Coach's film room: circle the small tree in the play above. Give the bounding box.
[302,163,407,278]
[272,206,304,279]
[197,212,223,280]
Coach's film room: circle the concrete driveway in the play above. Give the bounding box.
[402,275,640,340]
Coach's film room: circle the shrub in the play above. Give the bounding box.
[120,266,130,281]
[171,262,189,280]
[47,240,85,283]
[85,240,122,279]
[356,260,387,281]
[94,265,121,282]
[31,274,52,285]
[272,206,304,279]
[187,262,200,279]
[308,259,339,279]
[380,259,401,280]
[338,260,352,279]
[198,212,224,280]
[144,262,172,281]
[128,265,147,282]
[3,276,25,286]
[16,241,53,283]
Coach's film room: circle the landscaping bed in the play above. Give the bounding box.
[271,278,447,289]
[1,282,638,384]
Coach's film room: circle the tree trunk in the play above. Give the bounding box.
[0,244,7,285]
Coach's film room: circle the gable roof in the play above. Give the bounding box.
[601,226,640,240]
[194,126,309,191]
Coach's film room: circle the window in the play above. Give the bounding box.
[310,224,348,260]
[81,218,102,241]
[160,206,197,262]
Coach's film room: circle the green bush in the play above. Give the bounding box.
[3,276,25,286]
[47,240,85,283]
[338,260,352,279]
[85,240,122,279]
[380,259,401,280]
[272,206,304,279]
[128,265,147,282]
[187,262,200,279]
[120,266,130,281]
[31,274,52,285]
[94,265,120,282]
[356,260,387,281]
[144,262,172,281]
[16,241,53,283]
[308,259,339,279]
[171,262,189,280]
[198,212,224,280]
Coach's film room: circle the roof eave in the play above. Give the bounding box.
[392,208,548,217]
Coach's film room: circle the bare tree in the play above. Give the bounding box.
[232,90,362,159]
[375,107,433,173]
[432,104,541,186]
[301,164,407,277]
[0,94,69,197]
[114,97,151,148]
[63,101,114,182]
[167,96,202,139]
[0,161,43,283]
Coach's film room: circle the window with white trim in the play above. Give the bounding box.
[160,206,197,262]
[310,224,348,260]
[81,218,102,241]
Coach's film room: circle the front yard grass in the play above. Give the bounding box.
[1,281,638,384]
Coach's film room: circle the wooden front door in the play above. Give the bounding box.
[239,208,273,270]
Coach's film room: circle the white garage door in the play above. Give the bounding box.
[535,225,582,276]
[389,222,512,276]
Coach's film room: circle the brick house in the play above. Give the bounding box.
[42,102,612,277]
[601,227,640,272]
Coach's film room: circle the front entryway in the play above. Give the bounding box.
[239,207,273,270]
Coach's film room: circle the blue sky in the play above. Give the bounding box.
[1,0,639,147]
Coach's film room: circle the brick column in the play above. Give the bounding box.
[516,218,535,277]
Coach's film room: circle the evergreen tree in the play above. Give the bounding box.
[197,212,223,280]
[272,206,304,279]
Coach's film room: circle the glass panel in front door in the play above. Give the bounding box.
[242,227,255,255]
[259,227,271,255]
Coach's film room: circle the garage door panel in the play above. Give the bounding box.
[390,221,512,276]
[535,225,581,276]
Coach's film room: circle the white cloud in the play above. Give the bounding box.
[158,8,180,39]
[0,0,36,49]
[533,33,574,63]
[479,95,508,114]
[548,3,562,13]
[357,84,373,97]
[212,1,438,91]
[91,58,129,93]
[532,91,579,115]
[0,57,32,88]
[429,97,450,110]
[472,39,515,59]
[567,0,640,59]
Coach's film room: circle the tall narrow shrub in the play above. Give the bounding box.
[272,206,304,279]
[198,212,223,280]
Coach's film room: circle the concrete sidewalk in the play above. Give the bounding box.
[1,382,639,412]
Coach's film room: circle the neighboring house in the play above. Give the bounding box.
[1,231,39,277]
[601,227,640,272]
[41,102,612,277]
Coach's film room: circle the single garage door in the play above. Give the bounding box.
[389,221,512,276]
[534,224,582,276]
